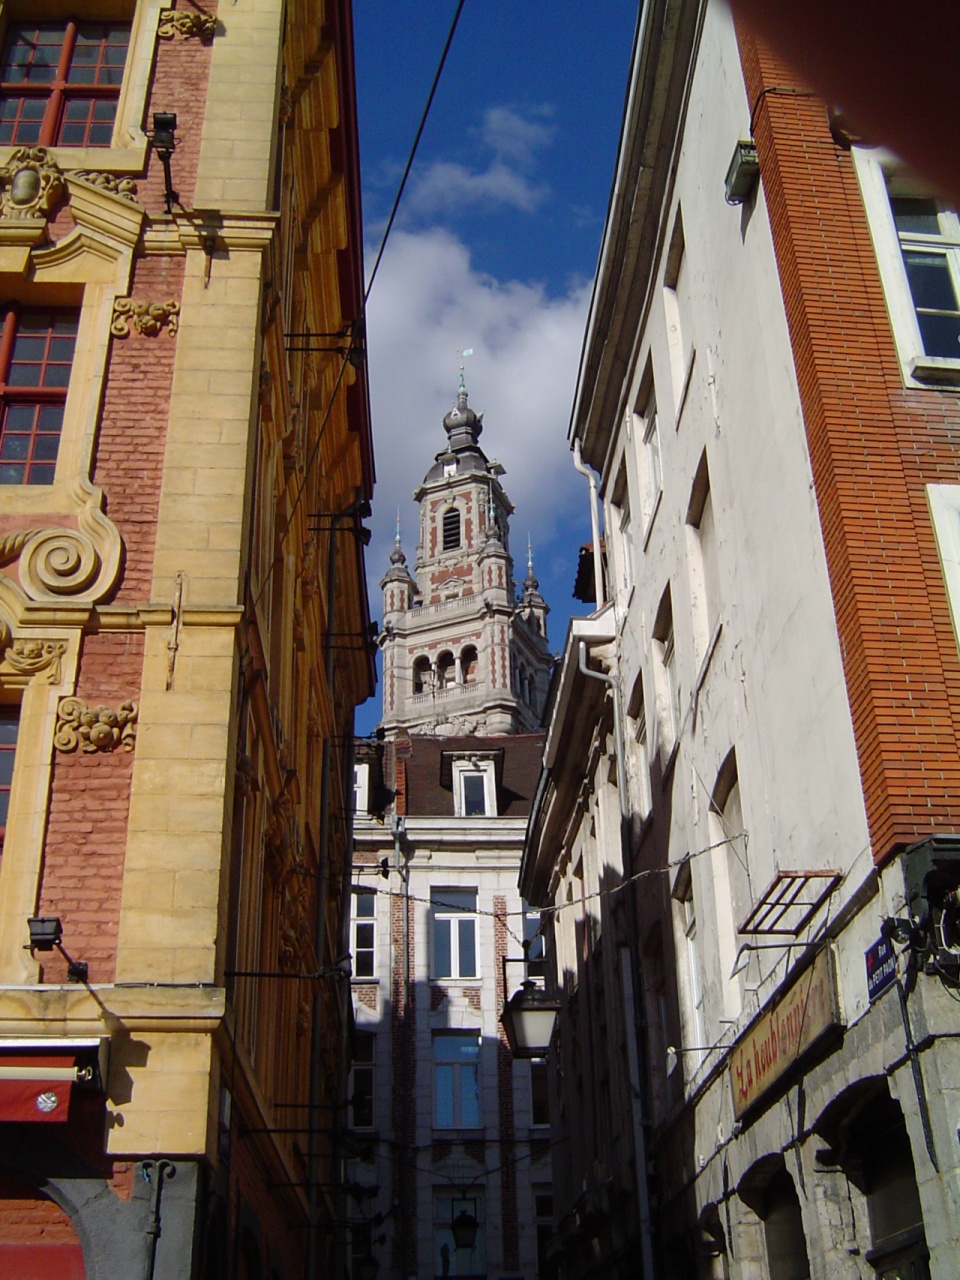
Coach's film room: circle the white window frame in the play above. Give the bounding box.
[854,149,960,387]
[431,888,479,980]
[351,888,376,979]
[632,698,652,818]
[451,758,497,817]
[642,396,663,530]
[927,484,960,654]
[353,762,369,816]
[432,1033,482,1129]
[349,1028,376,1129]
[662,623,680,746]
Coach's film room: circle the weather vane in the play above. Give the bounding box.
[457,346,474,393]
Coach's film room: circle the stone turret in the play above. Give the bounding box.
[378,378,552,736]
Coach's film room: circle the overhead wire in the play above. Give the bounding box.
[251,0,469,616]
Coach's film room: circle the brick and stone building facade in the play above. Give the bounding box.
[0,3,374,1277]
[349,392,553,1279]
[523,3,960,1279]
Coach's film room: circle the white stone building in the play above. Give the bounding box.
[522,3,960,1279]
[347,387,555,1280]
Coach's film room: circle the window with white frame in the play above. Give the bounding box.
[610,459,634,601]
[351,889,376,979]
[663,207,695,417]
[686,449,721,670]
[433,1033,481,1128]
[642,391,662,524]
[626,671,652,819]
[353,762,369,816]
[855,151,960,384]
[673,862,705,1072]
[350,1030,375,1129]
[653,588,681,750]
[529,1059,550,1126]
[431,888,478,979]
[451,757,497,817]
[434,1190,485,1277]
[927,484,960,653]
[522,899,546,982]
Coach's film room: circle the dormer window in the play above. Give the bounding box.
[451,757,497,817]
[442,507,461,551]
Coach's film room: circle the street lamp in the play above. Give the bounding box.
[354,1255,379,1280]
[500,979,559,1058]
[451,1201,479,1251]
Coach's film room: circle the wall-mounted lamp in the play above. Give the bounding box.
[724,139,759,205]
[26,917,88,982]
[148,111,180,214]
[355,1256,379,1280]
[500,978,559,1058]
[27,916,62,950]
[451,1200,479,1251]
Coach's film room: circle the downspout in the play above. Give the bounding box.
[578,641,656,1280]
[572,440,605,607]
[391,813,411,1273]
[307,511,347,1279]
[332,716,358,1278]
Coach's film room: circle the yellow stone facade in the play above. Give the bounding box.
[0,2,373,1275]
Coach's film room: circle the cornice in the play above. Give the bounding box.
[141,211,280,256]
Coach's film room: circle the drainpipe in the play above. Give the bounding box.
[578,640,656,1280]
[332,715,358,1279]
[307,505,357,1279]
[572,440,605,607]
[391,813,411,1273]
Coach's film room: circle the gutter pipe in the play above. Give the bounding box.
[572,441,605,607]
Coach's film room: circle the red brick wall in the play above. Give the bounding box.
[38,632,143,983]
[137,1,217,216]
[736,26,960,863]
[93,253,185,604]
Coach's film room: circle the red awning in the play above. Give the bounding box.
[0,1055,75,1122]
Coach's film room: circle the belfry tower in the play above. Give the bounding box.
[379,378,552,736]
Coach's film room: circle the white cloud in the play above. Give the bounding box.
[397,104,554,222]
[480,105,554,167]
[403,158,548,218]
[361,226,592,623]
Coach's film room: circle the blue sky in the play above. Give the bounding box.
[353,1,639,732]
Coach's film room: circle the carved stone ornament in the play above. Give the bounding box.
[69,170,139,203]
[0,634,67,685]
[111,297,180,338]
[0,147,64,220]
[157,10,216,41]
[54,697,137,753]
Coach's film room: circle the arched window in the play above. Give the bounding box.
[413,656,431,694]
[461,646,478,685]
[442,507,461,551]
[436,652,455,689]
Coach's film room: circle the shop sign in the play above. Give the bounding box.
[730,948,839,1118]
[865,936,897,1003]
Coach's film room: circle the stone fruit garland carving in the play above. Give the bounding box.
[111,298,180,338]
[54,697,138,753]
[158,11,216,41]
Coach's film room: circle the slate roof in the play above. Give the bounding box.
[392,733,545,818]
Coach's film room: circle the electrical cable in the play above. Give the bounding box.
[363,0,467,307]
[249,0,469,619]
